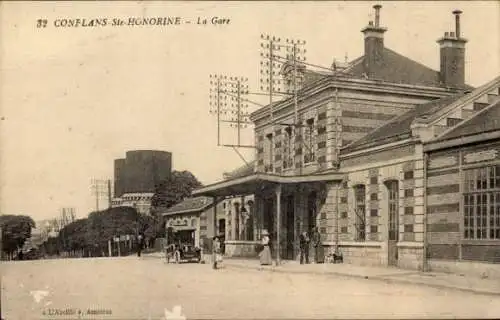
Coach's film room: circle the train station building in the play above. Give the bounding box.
[193,5,500,277]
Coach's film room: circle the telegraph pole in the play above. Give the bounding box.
[0,225,3,261]
[259,35,306,265]
[259,35,306,126]
[91,178,111,211]
[107,179,112,209]
[209,74,252,149]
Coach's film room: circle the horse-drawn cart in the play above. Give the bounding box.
[165,243,201,263]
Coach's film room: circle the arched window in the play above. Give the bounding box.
[353,185,366,241]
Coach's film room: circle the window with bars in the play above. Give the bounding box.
[387,180,399,241]
[463,165,500,240]
[282,127,293,169]
[303,118,315,164]
[354,185,366,241]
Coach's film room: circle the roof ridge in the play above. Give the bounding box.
[341,93,466,153]
[416,75,500,125]
[433,99,500,142]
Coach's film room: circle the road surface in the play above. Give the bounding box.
[2,256,499,319]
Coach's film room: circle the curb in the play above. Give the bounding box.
[224,262,500,297]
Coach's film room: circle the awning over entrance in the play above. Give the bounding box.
[192,172,346,198]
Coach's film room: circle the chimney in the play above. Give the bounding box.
[437,10,467,88]
[361,4,387,77]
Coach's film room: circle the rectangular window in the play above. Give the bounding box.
[404,207,414,215]
[370,193,378,201]
[370,209,378,217]
[387,180,399,241]
[404,171,414,180]
[404,224,414,233]
[463,166,500,240]
[317,126,327,134]
[265,133,273,172]
[340,226,348,233]
[340,212,348,219]
[370,176,378,185]
[340,197,348,204]
[404,189,414,197]
[354,185,366,241]
[303,118,316,164]
[370,225,378,233]
[282,127,293,169]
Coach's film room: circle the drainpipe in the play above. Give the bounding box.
[422,153,428,272]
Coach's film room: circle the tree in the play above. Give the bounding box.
[59,218,88,253]
[151,170,203,209]
[86,207,140,248]
[150,170,203,240]
[0,214,35,258]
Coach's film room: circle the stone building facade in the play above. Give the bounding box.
[193,5,500,274]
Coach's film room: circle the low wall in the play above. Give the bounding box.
[397,243,424,270]
[224,240,260,258]
[428,259,500,279]
[323,242,385,267]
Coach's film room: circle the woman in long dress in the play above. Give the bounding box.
[259,231,272,265]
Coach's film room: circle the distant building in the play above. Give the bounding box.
[161,197,217,249]
[114,150,172,198]
[112,150,172,214]
[111,192,155,215]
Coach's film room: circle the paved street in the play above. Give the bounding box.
[2,257,499,320]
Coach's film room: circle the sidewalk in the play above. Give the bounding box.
[145,252,500,296]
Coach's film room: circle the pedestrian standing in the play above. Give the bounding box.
[299,231,310,264]
[259,230,272,266]
[137,233,144,257]
[312,227,324,264]
[212,236,221,269]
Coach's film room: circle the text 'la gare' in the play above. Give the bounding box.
[197,17,231,25]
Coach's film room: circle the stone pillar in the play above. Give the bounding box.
[234,202,240,240]
[276,185,282,265]
[325,93,342,169]
[229,201,234,241]
[195,217,200,247]
[255,196,263,241]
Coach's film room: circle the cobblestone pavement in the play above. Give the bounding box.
[2,257,499,320]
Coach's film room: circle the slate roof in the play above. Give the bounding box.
[435,101,500,142]
[342,93,467,153]
[346,48,473,89]
[223,161,256,180]
[162,197,213,216]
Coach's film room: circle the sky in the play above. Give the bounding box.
[1,1,499,221]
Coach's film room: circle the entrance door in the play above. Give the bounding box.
[387,180,399,266]
[285,195,295,260]
[307,192,317,233]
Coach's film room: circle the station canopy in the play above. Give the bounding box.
[192,172,345,198]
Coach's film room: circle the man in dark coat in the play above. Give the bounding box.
[299,231,310,264]
[137,233,144,257]
[312,227,324,263]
